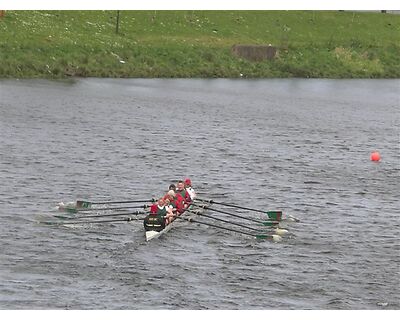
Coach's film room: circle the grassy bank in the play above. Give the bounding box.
[0,10,399,78]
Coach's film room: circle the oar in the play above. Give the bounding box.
[176,216,282,242]
[59,205,149,213]
[187,209,288,236]
[42,216,144,226]
[54,211,147,220]
[76,199,155,208]
[196,198,282,221]
[192,204,279,226]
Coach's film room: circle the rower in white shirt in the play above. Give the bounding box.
[184,178,196,200]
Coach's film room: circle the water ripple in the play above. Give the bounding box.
[0,79,399,309]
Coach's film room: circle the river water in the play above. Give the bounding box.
[0,78,399,310]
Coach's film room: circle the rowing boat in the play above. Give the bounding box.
[144,200,208,241]
[51,194,290,242]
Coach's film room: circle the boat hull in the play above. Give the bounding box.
[145,201,207,241]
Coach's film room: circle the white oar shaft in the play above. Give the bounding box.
[188,210,264,232]
[55,211,147,220]
[192,204,278,224]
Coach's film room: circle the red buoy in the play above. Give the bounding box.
[370,151,381,162]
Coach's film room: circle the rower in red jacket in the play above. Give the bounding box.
[165,190,185,214]
[176,180,192,206]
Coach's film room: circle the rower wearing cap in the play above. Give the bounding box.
[184,178,196,200]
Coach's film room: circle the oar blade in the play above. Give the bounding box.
[58,207,78,213]
[40,220,60,226]
[76,200,92,208]
[262,221,279,226]
[271,234,283,242]
[274,228,289,236]
[255,234,282,242]
[56,202,79,212]
[255,234,271,240]
[53,214,72,220]
[266,211,282,221]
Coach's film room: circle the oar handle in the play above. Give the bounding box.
[166,204,211,223]
[43,216,145,226]
[192,203,278,225]
[76,199,156,207]
[91,199,155,205]
[201,199,265,213]
[187,209,264,232]
[176,216,274,241]
[75,205,149,212]
[196,198,282,221]
[55,211,147,220]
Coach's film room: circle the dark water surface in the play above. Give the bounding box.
[0,79,399,309]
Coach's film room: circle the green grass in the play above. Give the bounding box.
[0,10,399,78]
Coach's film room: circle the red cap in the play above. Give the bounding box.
[184,178,192,185]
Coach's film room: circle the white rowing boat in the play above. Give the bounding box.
[145,200,209,241]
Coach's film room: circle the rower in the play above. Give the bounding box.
[163,197,172,224]
[144,198,168,231]
[150,197,174,224]
[184,178,196,200]
[166,189,185,214]
[162,191,176,217]
[176,180,192,205]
